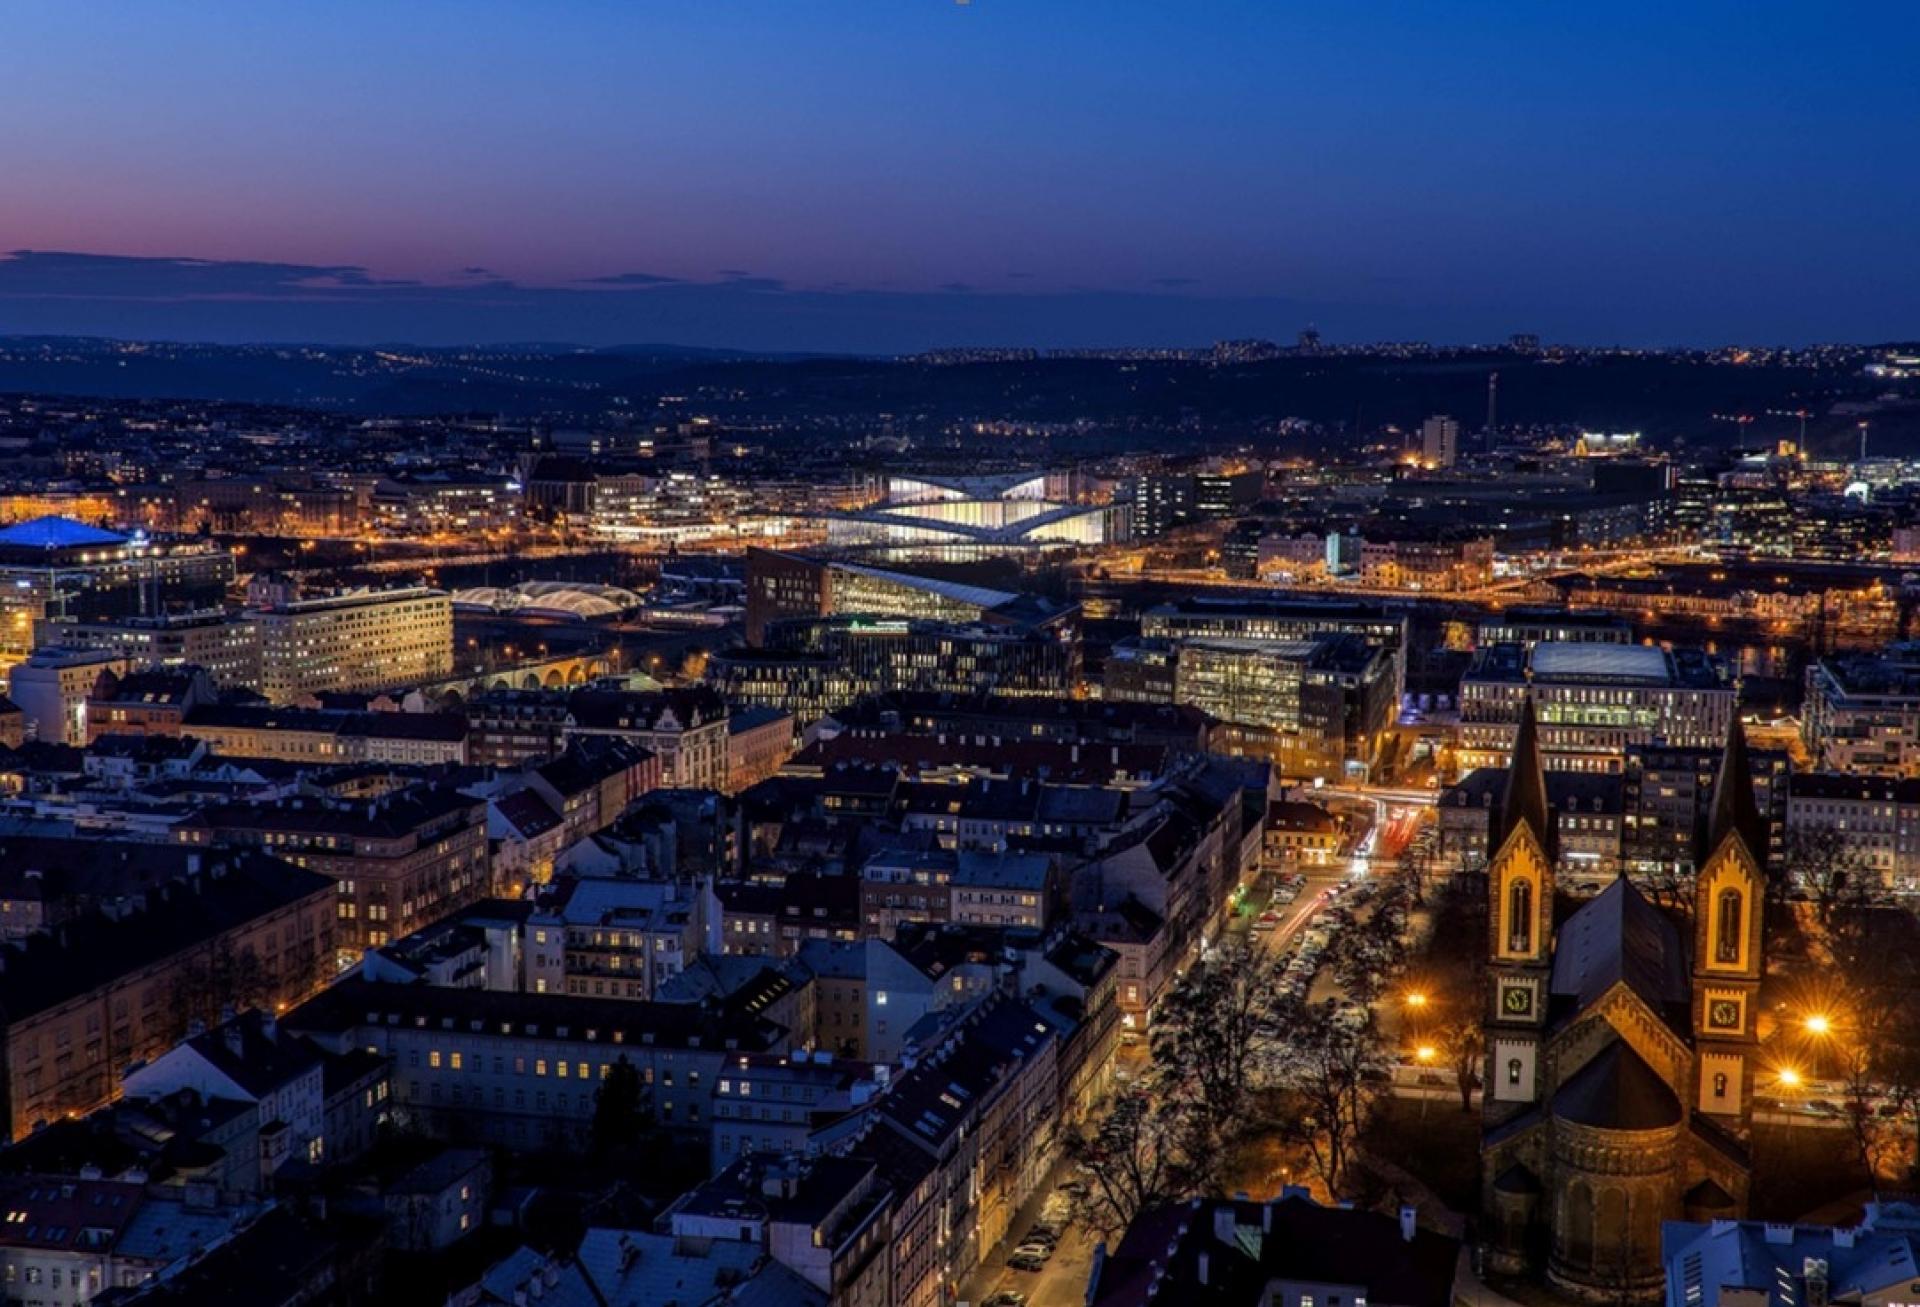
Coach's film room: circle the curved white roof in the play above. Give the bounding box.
[450,580,643,620]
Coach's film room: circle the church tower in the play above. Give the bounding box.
[1485,696,1556,1121]
[1691,715,1766,1133]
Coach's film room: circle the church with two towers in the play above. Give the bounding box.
[1479,698,1765,1301]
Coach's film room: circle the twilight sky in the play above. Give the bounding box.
[2,2,1916,351]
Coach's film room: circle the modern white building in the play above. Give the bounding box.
[823,472,1128,551]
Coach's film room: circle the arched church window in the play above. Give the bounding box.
[1712,1073,1728,1099]
[1508,879,1533,953]
[1715,888,1742,964]
[1507,1057,1522,1086]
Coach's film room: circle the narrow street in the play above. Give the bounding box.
[957,1164,1100,1307]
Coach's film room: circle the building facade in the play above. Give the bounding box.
[246,585,453,703]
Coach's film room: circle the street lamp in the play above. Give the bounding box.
[1805,1013,1832,1037]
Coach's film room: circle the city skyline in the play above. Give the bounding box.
[4,2,1918,349]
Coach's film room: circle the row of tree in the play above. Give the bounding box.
[1062,857,1448,1237]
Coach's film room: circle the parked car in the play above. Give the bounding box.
[985,1293,1029,1307]
[1009,1254,1047,1273]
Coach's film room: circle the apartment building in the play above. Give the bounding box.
[0,849,333,1139]
[246,585,453,703]
[285,978,787,1149]
[177,782,489,963]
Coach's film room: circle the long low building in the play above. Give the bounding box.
[179,703,469,765]
[284,977,789,1149]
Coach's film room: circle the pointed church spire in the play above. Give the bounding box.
[1705,712,1767,868]
[1498,695,1553,853]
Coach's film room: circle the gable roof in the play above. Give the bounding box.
[1549,876,1690,1033]
[1551,1041,1683,1131]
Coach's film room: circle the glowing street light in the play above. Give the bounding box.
[1777,1067,1802,1089]
[1405,992,1429,1010]
[1415,1045,1437,1063]
[1805,1014,1832,1036]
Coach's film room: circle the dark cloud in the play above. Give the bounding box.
[0,246,1388,353]
[938,282,972,294]
[712,276,786,293]
[583,271,681,286]
[715,268,753,279]
[322,268,420,288]
[457,266,493,276]
[0,250,415,298]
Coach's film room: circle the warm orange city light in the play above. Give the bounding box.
[1415,1045,1436,1063]
[1804,1014,1831,1036]
[1405,992,1428,1008]
[1777,1067,1802,1088]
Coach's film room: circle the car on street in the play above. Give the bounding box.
[985,1293,1028,1307]
[1009,1254,1048,1273]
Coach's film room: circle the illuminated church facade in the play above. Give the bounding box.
[1479,699,1763,1301]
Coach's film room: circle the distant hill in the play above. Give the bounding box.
[0,335,1912,455]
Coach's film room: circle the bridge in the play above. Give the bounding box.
[406,651,617,707]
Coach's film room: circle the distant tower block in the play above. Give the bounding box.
[1486,371,1500,440]
[1297,326,1322,353]
[1421,414,1460,469]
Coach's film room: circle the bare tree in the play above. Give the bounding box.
[1060,1094,1206,1239]
[169,941,270,1039]
[1149,939,1289,1140]
[1638,861,1697,927]
[1436,1018,1484,1114]
[1784,826,1884,971]
[1277,1001,1388,1194]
